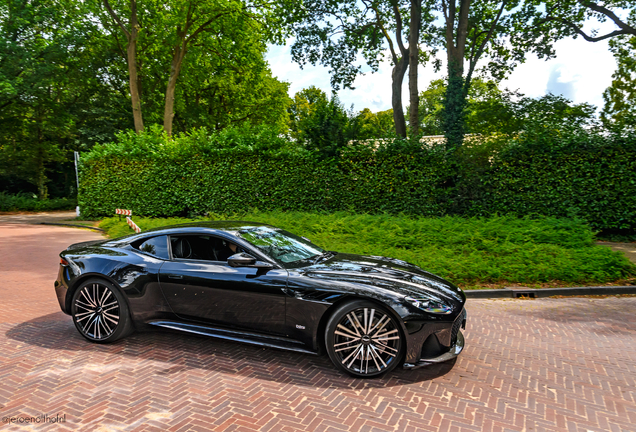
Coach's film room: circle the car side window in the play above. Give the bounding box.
[134,236,170,260]
[170,235,240,262]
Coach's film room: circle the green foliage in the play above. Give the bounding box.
[422,78,598,136]
[602,35,636,132]
[288,86,329,140]
[99,212,636,287]
[419,79,446,136]
[0,192,76,211]
[351,108,396,140]
[95,0,291,133]
[288,87,366,157]
[0,0,131,198]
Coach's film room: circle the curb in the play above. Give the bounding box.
[38,222,106,232]
[465,286,636,299]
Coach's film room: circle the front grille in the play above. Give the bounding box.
[450,308,466,346]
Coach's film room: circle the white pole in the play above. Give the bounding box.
[74,151,80,217]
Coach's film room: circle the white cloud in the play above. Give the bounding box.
[502,32,616,109]
[266,17,620,113]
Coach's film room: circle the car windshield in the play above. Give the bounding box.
[237,227,324,264]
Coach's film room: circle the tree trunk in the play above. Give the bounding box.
[127,0,143,133]
[127,39,143,132]
[408,0,421,136]
[442,0,471,149]
[443,59,466,150]
[103,0,144,132]
[391,55,409,138]
[35,128,48,200]
[163,41,186,135]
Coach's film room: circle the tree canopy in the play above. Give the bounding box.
[602,34,636,132]
[1,0,634,200]
[418,78,598,135]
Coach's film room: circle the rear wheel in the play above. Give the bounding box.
[325,300,405,377]
[71,278,132,343]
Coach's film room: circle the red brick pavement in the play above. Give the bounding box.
[1,224,635,431]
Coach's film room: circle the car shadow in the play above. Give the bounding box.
[5,312,457,389]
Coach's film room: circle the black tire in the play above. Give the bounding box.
[70,278,132,343]
[325,300,405,377]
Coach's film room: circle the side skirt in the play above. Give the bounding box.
[148,320,318,355]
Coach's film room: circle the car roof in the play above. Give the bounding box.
[147,220,275,233]
[105,220,276,245]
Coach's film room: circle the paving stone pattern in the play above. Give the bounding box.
[1,224,635,431]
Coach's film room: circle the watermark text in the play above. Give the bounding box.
[2,413,66,424]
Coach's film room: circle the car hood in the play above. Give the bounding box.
[296,252,465,305]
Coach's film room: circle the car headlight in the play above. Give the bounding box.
[404,295,453,314]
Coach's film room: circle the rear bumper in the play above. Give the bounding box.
[403,330,465,369]
[54,264,70,314]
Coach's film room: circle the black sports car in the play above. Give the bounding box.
[55,221,467,377]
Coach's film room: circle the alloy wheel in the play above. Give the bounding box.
[330,306,402,376]
[73,282,120,340]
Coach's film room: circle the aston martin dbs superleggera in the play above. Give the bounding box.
[55,221,466,377]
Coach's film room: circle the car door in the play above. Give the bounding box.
[158,234,288,335]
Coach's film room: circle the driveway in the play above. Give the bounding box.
[0,210,78,225]
[1,223,635,431]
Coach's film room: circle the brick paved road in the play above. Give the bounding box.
[1,224,635,431]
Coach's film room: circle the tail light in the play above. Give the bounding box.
[60,258,69,266]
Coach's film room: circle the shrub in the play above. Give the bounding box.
[0,192,76,212]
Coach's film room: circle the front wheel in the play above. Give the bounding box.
[325,300,405,377]
[71,278,132,343]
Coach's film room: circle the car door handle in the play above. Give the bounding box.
[167,274,183,279]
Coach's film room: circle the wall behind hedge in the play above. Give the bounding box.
[78,126,636,230]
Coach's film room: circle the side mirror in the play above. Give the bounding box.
[228,252,256,267]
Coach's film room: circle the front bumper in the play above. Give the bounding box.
[403,330,465,369]
[402,308,467,365]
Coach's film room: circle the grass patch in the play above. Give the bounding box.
[0,192,76,212]
[99,212,636,288]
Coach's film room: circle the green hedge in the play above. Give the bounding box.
[78,126,450,219]
[78,125,636,230]
[473,131,636,230]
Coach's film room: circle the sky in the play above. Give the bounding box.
[265,17,620,114]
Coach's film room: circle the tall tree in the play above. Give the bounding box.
[1,0,131,198]
[528,2,636,133]
[288,87,353,157]
[102,0,144,132]
[418,78,597,135]
[432,0,560,149]
[175,45,291,132]
[97,0,286,134]
[602,34,636,131]
[284,0,433,138]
